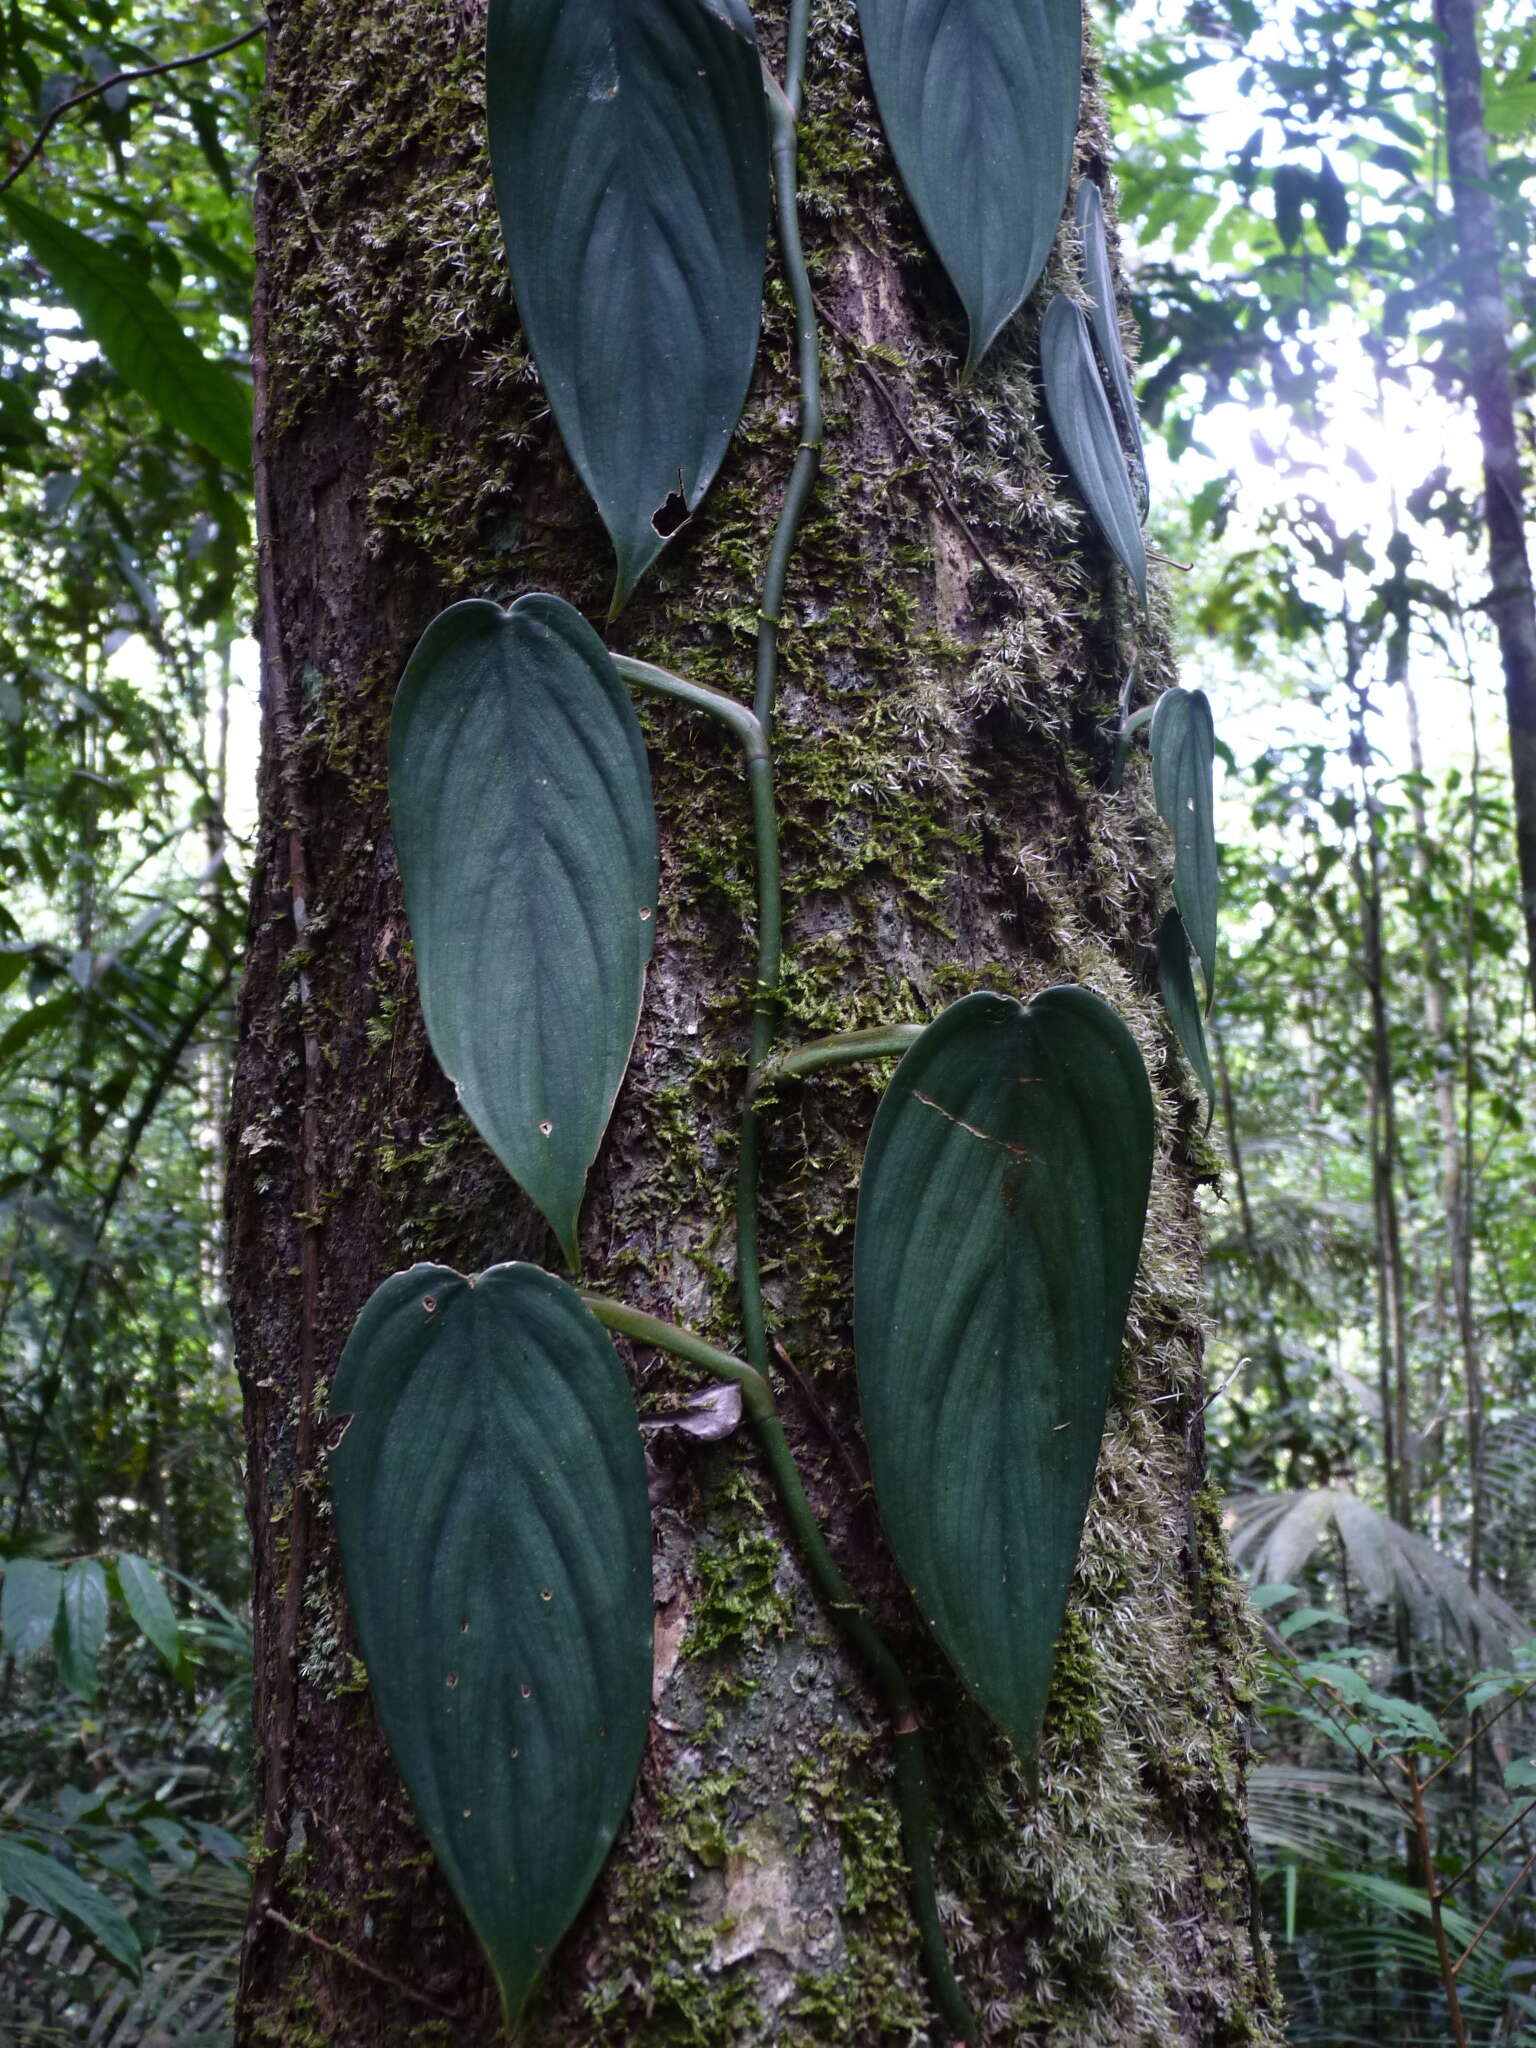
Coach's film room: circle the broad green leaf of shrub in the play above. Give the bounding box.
[2,1557,63,1661]
[55,1557,109,1700]
[854,987,1153,1765]
[486,0,770,611]
[0,193,251,473]
[1040,295,1148,602]
[856,0,1081,370]
[116,1554,180,1671]
[329,1262,653,2025]
[1155,906,1215,1108]
[0,1834,142,1978]
[1150,686,1219,1004]
[390,596,658,1268]
[1072,179,1148,516]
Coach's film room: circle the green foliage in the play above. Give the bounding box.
[0,190,250,473]
[1073,178,1148,518]
[855,0,1081,370]
[1149,685,1219,1005]
[485,0,770,610]
[1040,293,1148,602]
[389,595,659,1268]
[1155,906,1215,1105]
[853,988,1153,1763]
[328,1262,653,2026]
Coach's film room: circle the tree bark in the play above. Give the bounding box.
[1433,0,1536,1010]
[228,3,1278,2041]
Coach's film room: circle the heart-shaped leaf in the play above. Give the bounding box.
[856,0,1081,371]
[854,988,1153,1763]
[487,0,770,611]
[329,1262,653,2025]
[1156,907,1215,1109]
[391,595,658,1267]
[1150,686,1218,1005]
[1040,294,1148,603]
[1072,179,1148,518]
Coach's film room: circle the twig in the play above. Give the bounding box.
[772,1336,868,1494]
[1451,1839,1536,1975]
[2,21,267,193]
[1423,1677,1536,1786]
[1440,1795,1536,1898]
[813,293,1014,592]
[263,1909,463,2021]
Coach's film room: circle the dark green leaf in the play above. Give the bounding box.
[54,1557,108,1700]
[115,1554,180,1671]
[854,987,1153,1764]
[1040,295,1148,602]
[856,0,1081,371]
[1072,179,1148,519]
[329,1262,652,2024]
[390,596,658,1267]
[0,989,80,1066]
[2,1557,63,1662]
[0,192,251,472]
[1150,686,1219,1005]
[1273,163,1310,250]
[1315,155,1350,253]
[1155,907,1215,1109]
[486,0,770,611]
[0,1836,142,1978]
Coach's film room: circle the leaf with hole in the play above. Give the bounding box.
[856,0,1081,371]
[854,987,1153,1764]
[0,193,251,472]
[2,1557,63,1663]
[1156,907,1214,1110]
[391,596,658,1267]
[486,0,770,612]
[1072,180,1147,518]
[0,1835,142,1979]
[329,1262,653,2025]
[1040,296,1147,603]
[1150,686,1218,1005]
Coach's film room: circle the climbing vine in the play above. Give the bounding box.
[324,0,1220,2036]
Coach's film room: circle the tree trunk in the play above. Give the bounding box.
[228,3,1278,2041]
[1433,0,1536,1010]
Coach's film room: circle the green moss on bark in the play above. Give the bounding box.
[232,2,1279,2042]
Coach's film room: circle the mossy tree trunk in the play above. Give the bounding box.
[228,2,1280,2041]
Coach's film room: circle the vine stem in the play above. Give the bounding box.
[613,15,973,2032]
[749,1023,923,1095]
[580,1297,975,2041]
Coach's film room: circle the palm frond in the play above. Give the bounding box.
[1228,1488,1528,1658]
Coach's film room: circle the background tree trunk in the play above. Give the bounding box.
[228,2,1278,2040]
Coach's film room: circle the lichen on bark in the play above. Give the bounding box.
[230,1,1280,2040]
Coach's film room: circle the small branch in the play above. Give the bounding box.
[1407,1766,1471,2045]
[263,1909,463,2022]
[1440,1795,1536,1898]
[772,1336,868,1495]
[1,21,267,193]
[1451,1839,1536,1975]
[1423,1677,1536,1786]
